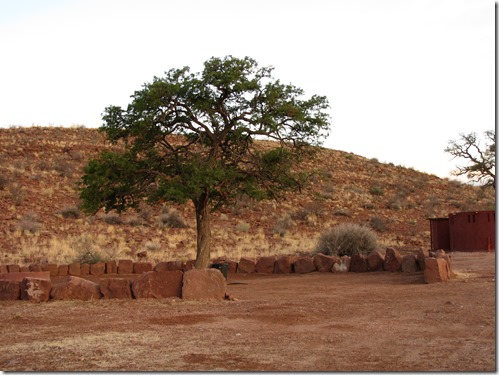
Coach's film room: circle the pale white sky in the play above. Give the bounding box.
[0,0,495,179]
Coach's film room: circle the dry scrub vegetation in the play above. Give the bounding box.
[0,126,494,266]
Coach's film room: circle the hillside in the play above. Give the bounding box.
[0,126,494,266]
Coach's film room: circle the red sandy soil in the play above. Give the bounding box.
[0,251,495,371]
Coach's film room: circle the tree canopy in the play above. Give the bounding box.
[445,130,495,189]
[79,56,331,268]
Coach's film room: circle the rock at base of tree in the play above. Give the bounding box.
[154,261,182,272]
[133,262,153,274]
[293,256,316,274]
[383,248,403,272]
[226,260,238,274]
[401,254,419,273]
[182,269,226,301]
[20,277,51,302]
[424,258,451,283]
[367,251,385,271]
[255,256,276,274]
[350,254,368,272]
[274,256,292,274]
[50,276,102,301]
[182,260,196,271]
[313,253,338,272]
[237,257,256,273]
[118,259,134,274]
[100,278,132,299]
[332,256,351,273]
[132,270,183,299]
[0,280,20,300]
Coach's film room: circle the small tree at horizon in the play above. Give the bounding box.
[79,56,331,268]
[445,130,495,189]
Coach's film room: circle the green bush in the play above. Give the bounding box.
[159,207,188,228]
[314,223,378,257]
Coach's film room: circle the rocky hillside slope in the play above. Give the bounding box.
[0,126,494,265]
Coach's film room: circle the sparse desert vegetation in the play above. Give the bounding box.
[0,126,495,266]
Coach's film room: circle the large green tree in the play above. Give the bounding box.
[79,56,331,268]
[445,130,495,189]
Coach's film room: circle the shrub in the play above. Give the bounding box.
[369,185,385,196]
[19,212,42,234]
[72,235,104,264]
[59,206,81,219]
[159,207,188,228]
[314,223,378,257]
[235,221,251,232]
[101,212,123,225]
[369,216,389,232]
[273,215,292,237]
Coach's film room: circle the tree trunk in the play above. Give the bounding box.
[194,194,211,269]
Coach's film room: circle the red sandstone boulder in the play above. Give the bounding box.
[58,265,69,276]
[293,256,316,274]
[424,258,451,283]
[29,264,42,272]
[118,259,133,274]
[100,278,132,299]
[132,270,183,299]
[226,260,238,274]
[0,265,8,273]
[182,260,196,271]
[0,272,50,282]
[80,263,90,276]
[0,280,20,300]
[313,253,338,272]
[133,262,153,274]
[367,251,385,271]
[401,254,419,273]
[274,256,292,274]
[435,253,454,278]
[105,261,117,274]
[350,254,368,272]
[90,262,105,276]
[20,277,51,303]
[50,276,102,301]
[255,256,276,274]
[41,263,58,276]
[332,256,350,273]
[237,257,256,273]
[7,264,20,273]
[182,269,226,301]
[68,263,81,276]
[154,261,182,272]
[19,266,30,272]
[416,248,429,271]
[383,248,403,272]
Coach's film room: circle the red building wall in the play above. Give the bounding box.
[448,211,495,252]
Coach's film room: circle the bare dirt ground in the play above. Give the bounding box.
[0,252,495,371]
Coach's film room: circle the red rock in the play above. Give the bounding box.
[226,260,238,274]
[435,253,454,278]
[80,263,90,276]
[274,256,292,274]
[100,278,132,299]
[68,263,81,276]
[313,253,338,272]
[293,256,316,274]
[0,280,20,300]
[0,272,50,282]
[154,261,182,272]
[58,265,69,276]
[118,259,133,274]
[367,251,385,271]
[416,248,429,271]
[182,269,226,301]
[90,262,105,276]
[7,264,20,273]
[182,260,196,271]
[105,261,117,274]
[401,254,418,273]
[29,264,42,272]
[350,254,368,272]
[132,270,183,299]
[0,265,8,273]
[50,276,102,301]
[424,258,451,283]
[255,256,276,274]
[20,277,51,302]
[133,262,153,274]
[19,266,30,272]
[332,256,350,273]
[41,263,58,276]
[383,247,403,272]
[237,257,256,273]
